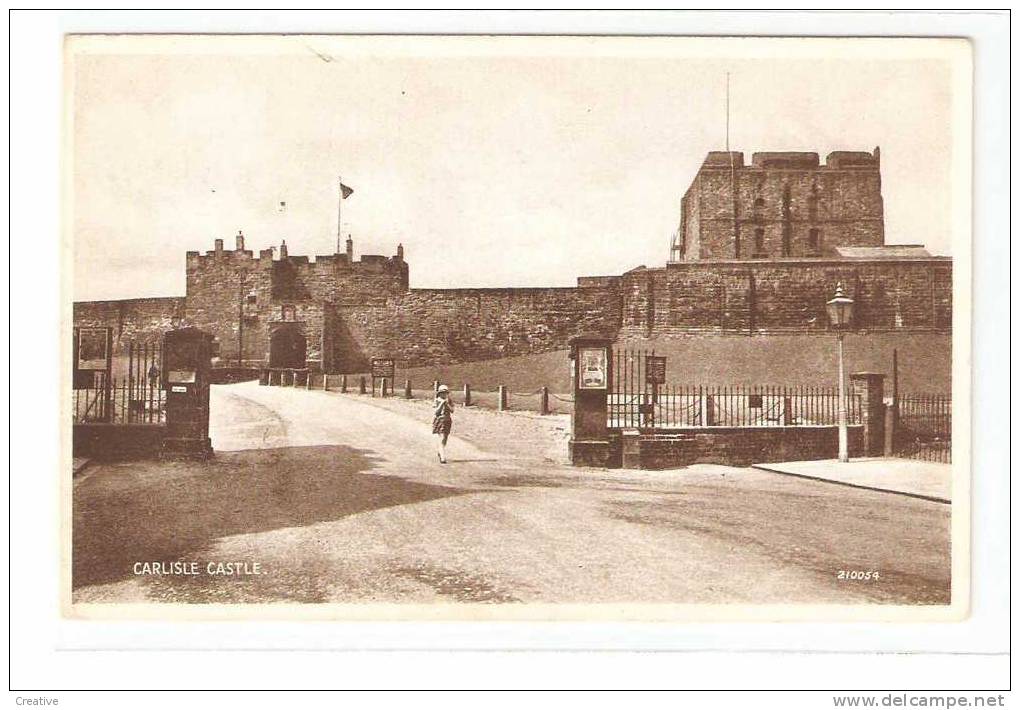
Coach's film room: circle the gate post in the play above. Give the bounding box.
[568,336,614,467]
[160,328,214,459]
[851,372,885,457]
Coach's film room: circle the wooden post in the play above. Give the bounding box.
[498,385,507,411]
[463,383,471,407]
[340,374,347,393]
[405,379,412,399]
[359,376,366,395]
[323,373,329,391]
[540,386,549,415]
[306,370,312,389]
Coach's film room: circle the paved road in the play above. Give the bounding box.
[73,382,951,605]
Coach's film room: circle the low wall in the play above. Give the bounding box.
[619,425,864,469]
[73,423,167,461]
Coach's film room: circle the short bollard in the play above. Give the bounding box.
[359,376,367,394]
[540,386,549,415]
[382,378,389,397]
[498,385,508,412]
[463,383,472,407]
[340,374,347,393]
[405,379,412,399]
[323,373,329,391]
[306,371,312,390]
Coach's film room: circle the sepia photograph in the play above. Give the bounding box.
[63,34,971,620]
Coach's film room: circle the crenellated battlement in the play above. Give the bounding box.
[186,235,406,274]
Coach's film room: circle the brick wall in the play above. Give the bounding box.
[620,425,865,469]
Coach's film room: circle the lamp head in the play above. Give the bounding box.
[826,282,855,329]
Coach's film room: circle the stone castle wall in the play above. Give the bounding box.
[330,285,623,372]
[72,256,952,373]
[182,240,408,369]
[619,258,952,339]
[73,297,186,352]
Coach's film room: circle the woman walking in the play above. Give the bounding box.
[432,384,454,464]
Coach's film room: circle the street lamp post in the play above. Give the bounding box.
[826,282,855,463]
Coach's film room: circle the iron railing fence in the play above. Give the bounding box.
[609,347,861,430]
[608,384,862,430]
[896,393,951,464]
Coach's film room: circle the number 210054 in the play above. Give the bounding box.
[836,570,880,581]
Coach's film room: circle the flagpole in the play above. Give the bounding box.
[336,175,342,254]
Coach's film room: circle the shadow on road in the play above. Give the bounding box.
[73,445,476,589]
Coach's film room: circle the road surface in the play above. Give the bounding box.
[73,382,951,605]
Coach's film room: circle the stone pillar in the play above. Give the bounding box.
[568,336,613,467]
[498,385,508,411]
[540,386,549,415]
[851,372,886,457]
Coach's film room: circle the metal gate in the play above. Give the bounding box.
[72,338,165,424]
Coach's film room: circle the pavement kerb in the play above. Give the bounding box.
[750,463,951,505]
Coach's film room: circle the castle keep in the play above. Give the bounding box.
[74,148,952,375]
[672,149,885,261]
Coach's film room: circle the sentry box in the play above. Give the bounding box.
[161,327,215,459]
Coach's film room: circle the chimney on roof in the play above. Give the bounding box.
[279,239,288,260]
[236,230,245,251]
[346,235,354,262]
[396,243,404,261]
[214,238,224,254]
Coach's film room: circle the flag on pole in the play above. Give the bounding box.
[340,181,354,199]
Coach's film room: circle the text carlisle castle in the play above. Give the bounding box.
[74,148,952,373]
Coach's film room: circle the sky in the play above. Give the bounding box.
[70,36,966,301]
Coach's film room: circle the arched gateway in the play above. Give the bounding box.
[269,323,307,369]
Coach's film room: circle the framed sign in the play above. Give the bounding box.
[645,355,667,385]
[371,358,395,379]
[76,327,111,371]
[578,346,608,390]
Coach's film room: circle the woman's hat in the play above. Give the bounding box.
[437,384,449,393]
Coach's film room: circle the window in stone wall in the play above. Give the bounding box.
[246,293,257,305]
[808,228,821,252]
[753,197,765,221]
[281,304,296,322]
[754,228,765,255]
